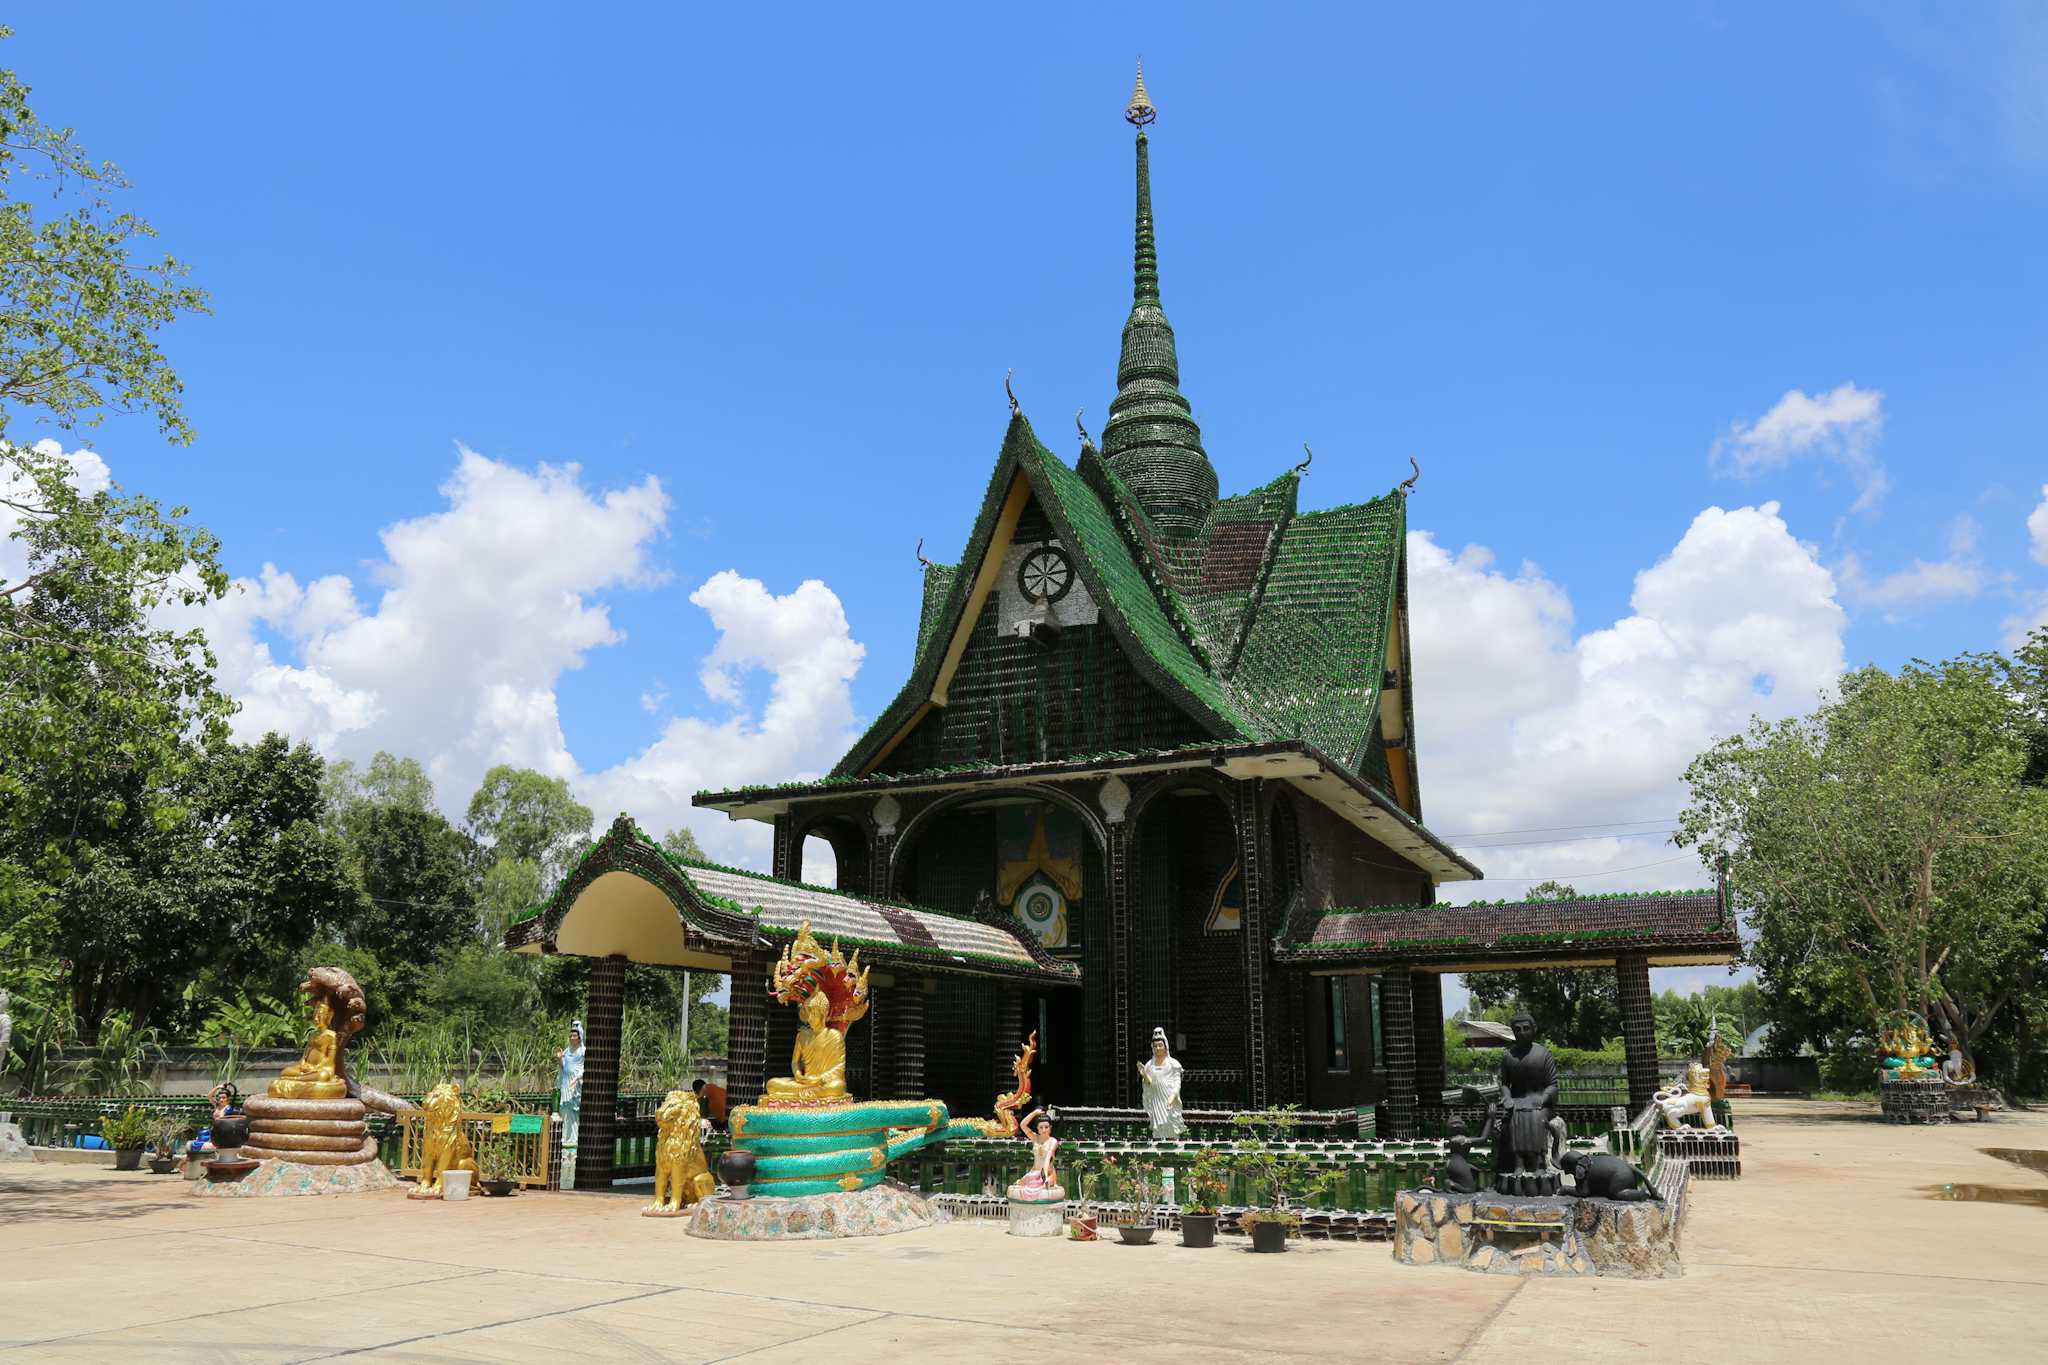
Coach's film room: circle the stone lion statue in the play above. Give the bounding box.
[644,1089,715,1215]
[1653,1062,1722,1131]
[414,1081,478,1197]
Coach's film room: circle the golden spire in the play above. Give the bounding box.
[1125,59,1157,127]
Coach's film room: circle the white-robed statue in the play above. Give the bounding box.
[556,1020,586,1149]
[1137,1026,1186,1139]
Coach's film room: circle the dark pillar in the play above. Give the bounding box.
[725,950,770,1107]
[1235,779,1274,1109]
[992,985,1023,1100]
[1379,970,1417,1138]
[1616,953,1659,1114]
[574,953,627,1190]
[1410,971,1447,1100]
[888,980,928,1100]
[1106,821,1134,1107]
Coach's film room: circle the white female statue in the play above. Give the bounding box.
[555,1020,586,1149]
[1137,1027,1186,1139]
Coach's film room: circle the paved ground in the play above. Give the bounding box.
[4,1098,2045,1362]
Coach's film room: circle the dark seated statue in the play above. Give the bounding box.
[1438,1129,1483,1195]
[1558,1150,1664,1203]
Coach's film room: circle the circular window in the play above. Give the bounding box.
[1017,545,1074,603]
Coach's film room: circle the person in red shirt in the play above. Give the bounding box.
[692,1077,728,1130]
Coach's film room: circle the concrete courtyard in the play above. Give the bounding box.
[4,1098,2045,1363]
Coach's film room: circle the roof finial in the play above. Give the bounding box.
[1294,442,1313,477]
[1005,367,1020,415]
[1125,60,1156,127]
[915,537,933,568]
[1076,407,1089,445]
[1399,457,1421,497]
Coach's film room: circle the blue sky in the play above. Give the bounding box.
[11,7,2047,1003]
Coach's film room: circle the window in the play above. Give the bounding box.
[1325,977,1350,1073]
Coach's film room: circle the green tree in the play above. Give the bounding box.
[1680,646,2048,1080]
[1462,883,1621,1050]
[52,735,358,1038]
[466,766,592,875]
[660,826,705,861]
[337,802,480,1017]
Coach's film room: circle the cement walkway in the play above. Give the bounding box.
[4,1099,2044,1362]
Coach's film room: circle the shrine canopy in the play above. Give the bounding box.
[504,815,1080,985]
[1274,889,1738,973]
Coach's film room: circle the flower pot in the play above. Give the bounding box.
[716,1148,756,1199]
[1114,1224,1155,1245]
[1249,1219,1290,1253]
[1181,1213,1217,1248]
[148,1156,179,1175]
[480,1178,516,1197]
[113,1148,144,1171]
[441,1169,472,1201]
[210,1114,251,1151]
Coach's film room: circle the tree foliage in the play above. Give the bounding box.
[1461,883,1623,1050]
[1680,639,2048,1079]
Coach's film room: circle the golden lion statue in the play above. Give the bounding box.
[644,1089,715,1215]
[414,1081,478,1197]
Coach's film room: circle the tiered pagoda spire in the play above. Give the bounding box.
[1100,62,1217,539]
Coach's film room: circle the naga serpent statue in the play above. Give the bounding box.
[241,967,415,1167]
[728,921,1035,1198]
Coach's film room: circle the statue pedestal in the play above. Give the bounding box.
[1881,1075,1952,1124]
[686,1184,936,1240]
[1006,1188,1067,1237]
[191,1157,399,1198]
[242,1095,378,1165]
[1393,1188,1686,1279]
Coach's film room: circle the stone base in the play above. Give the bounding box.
[1881,1075,1952,1124]
[191,1158,400,1198]
[1392,1187,1685,1278]
[686,1184,935,1241]
[1007,1192,1067,1237]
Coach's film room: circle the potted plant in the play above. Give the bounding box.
[1097,1155,1161,1245]
[100,1105,150,1171]
[1227,1108,1335,1254]
[1179,1147,1230,1249]
[148,1116,186,1174]
[476,1130,519,1196]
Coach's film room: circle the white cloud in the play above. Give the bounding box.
[1410,501,1847,905]
[2029,484,2048,566]
[1713,383,1889,512]
[1836,514,1988,614]
[1,439,113,591]
[2005,590,2048,651]
[158,444,865,867]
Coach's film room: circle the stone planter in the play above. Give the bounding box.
[1114,1223,1155,1245]
[113,1148,144,1171]
[1180,1212,1217,1248]
[147,1155,179,1175]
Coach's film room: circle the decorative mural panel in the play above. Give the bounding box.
[997,805,1085,950]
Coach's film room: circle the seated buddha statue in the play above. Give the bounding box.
[761,990,847,1103]
[270,997,348,1099]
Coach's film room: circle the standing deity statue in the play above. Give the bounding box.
[556,1020,585,1149]
[1488,1007,1561,1195]
[1137,1027,1186,1139]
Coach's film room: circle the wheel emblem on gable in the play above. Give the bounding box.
[1017,546,1074,603]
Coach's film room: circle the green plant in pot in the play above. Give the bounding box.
[476,1129,520,1195]
[148,1116,187,1174]
[100,1105,150,1171]
[1227,1108,1335,1253]
[1179,1147,1230,1249]
[1097,1155,1161,1244]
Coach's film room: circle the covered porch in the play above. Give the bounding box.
[504,815,1078,1189]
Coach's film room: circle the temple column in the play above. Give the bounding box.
[725,950,770,1107]
[1105,820,1134,1107]
[1378,970,1418,1139]
[1616,953,1659,1114]
[573,953,627,1190]
[1410,971,1447,1101]
[888,980,928,1100]
[992,985,1023,1099]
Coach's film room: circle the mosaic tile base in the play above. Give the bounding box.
[685,1184,935,1240]
[189,1158,403,1199]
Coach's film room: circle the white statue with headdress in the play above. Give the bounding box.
[1137,1027,1186,1139]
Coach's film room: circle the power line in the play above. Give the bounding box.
[1454,829,1678,851]
[1436,817,1681,840]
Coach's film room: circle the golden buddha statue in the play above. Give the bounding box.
[762,989,849,1103]
[271,994,348,1100]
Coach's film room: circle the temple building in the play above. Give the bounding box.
[507,71,1736,1187]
